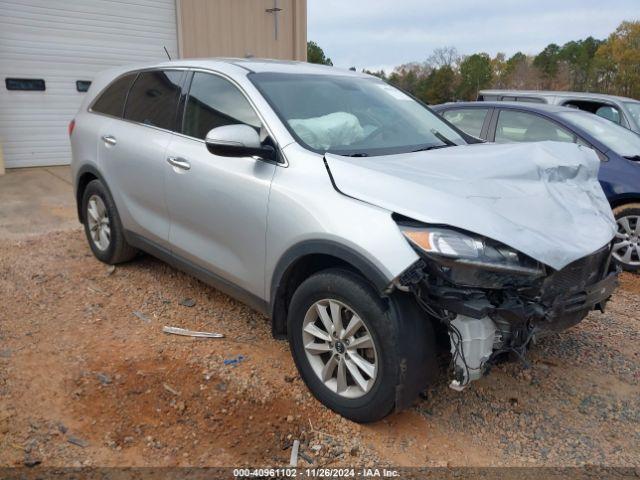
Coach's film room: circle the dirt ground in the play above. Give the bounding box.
[0,229,639,468]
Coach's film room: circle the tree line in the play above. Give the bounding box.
[308,20,640,105]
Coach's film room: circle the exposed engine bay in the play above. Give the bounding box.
[397,236,618,390]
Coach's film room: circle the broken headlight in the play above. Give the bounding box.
[399,225,545,284]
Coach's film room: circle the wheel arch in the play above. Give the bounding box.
[75,165,110,223]
[269,240,392,338]
[609,195,640,211]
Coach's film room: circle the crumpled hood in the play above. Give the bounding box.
[325,141,616,271]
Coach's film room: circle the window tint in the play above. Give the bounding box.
[91,74,136,117]
[595,105,621,124]
[124,70,183,130]
[5,78,45,91]
[183,72,261,140]
[76,80,91,92]
[516,97,545,104]
[495,110,575,144]
[442,108,489,137]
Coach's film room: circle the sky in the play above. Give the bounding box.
[307,0,639,73]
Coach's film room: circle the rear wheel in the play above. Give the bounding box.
[287,268,436,423]
[612,204,640,272]
[81,179,137,264]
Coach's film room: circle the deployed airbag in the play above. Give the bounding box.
[325,141,616,270]
[289,112,365,150]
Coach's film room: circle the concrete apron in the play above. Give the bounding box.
[0,166,80,240]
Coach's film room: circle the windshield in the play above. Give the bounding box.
[249,72,466,156]
[624,102,640,131]
[559,110,640,158]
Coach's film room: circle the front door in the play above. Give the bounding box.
[165,71,276,298]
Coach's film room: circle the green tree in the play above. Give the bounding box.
[595,21,640,98]
[491,53,508,88]
[420,66,457,104]
[457,53,492,100]
[533,43,561,87]
[307,41,333,66]
[362,69,387,79]
[388,62,429,96]
[559,37,602,90]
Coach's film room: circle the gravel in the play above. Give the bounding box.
[0,230,638,467]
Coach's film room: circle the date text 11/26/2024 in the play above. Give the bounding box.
[233,467,400,478]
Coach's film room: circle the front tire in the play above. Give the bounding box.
[612,204,640,272]
[81,179,137,264]
[287,269,436,423]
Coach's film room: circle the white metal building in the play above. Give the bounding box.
[0,0,306,169]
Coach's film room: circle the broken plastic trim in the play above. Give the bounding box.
[162,326,224,338]
[400,243,618,390]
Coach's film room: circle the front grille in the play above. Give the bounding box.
[541,245,611,306]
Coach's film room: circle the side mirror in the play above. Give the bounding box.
[205,124,275,161]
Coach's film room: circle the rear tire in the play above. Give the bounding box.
[612,203,640,272]
[81,179,137,264]
[287,268,437,423]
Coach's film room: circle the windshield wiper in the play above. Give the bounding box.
[348,152,369,157]
[430,129,457,146]
[412,144,450,152]
[624,155,640,161]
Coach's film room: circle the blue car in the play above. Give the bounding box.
[432,101,640,271]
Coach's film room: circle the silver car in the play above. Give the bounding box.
[478,89,640,133]
[70,59,618,423]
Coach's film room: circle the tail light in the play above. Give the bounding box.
[68,119,76,136]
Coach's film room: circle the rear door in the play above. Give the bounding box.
[100,69,184,247]
[164,71,276,298]
[440,107,493,140]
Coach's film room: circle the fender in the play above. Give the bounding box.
[269,239,393,337]
[74,164,113,222]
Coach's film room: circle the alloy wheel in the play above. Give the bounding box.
[612,215,640,268]
[302,299,378,399]
[86,195,111,251]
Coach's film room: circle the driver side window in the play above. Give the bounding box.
[182,72,261,140]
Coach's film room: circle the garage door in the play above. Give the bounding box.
[0,0,178,168]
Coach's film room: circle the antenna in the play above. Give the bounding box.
[163,46,172,61]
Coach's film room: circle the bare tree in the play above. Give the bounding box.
[427,46,460,69]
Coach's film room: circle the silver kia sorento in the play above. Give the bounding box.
[70,59,619,423]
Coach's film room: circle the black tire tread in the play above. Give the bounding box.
[287,268,436,423]
[82,179,137,264]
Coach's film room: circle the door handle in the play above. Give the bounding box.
[101,135,117,146]
[166,156,191,171]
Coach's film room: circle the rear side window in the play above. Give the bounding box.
[442,108,489,138]
[91,74,136,117]
[124,70,184,130]
[495,110,575,143]
[182,72,261,140]
[516,97,545,104]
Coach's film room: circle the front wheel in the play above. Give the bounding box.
[612,204,640,272]
[287,269,436,423]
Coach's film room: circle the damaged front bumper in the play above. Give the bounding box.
[398,244,619,390]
